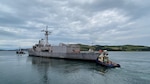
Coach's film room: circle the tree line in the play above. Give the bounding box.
[78,44,150,51]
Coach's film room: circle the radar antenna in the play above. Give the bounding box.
[41,26,51,45]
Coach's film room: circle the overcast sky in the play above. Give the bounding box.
[0,0,150,49]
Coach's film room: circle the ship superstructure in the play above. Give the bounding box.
[28,26,99,61]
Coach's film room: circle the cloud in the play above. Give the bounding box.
[0,0,150,49]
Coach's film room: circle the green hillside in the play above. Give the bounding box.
[78,44,150,51]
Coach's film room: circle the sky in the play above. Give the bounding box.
[0,0,150,49]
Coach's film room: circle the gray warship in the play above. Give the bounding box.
[28,26,99,61]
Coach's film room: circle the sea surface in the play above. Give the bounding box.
[0,51,150,84]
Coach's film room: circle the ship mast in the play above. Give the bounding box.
[41,26,51,45]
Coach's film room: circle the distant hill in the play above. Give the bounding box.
[1,45,150,51]
[0,49,29,51]
[0,49,16,51]
[78,44,150,51]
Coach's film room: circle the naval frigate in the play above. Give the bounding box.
[28,26,99,61]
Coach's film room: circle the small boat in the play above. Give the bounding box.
[16,48,25,54]
[96,50,120,68]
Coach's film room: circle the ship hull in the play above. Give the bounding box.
[28,49,99,61]
[96,58,121,68]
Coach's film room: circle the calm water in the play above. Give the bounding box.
[0,51,150,84]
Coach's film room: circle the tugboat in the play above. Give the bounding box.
[16,48,25,54]
[96,50,120,68]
